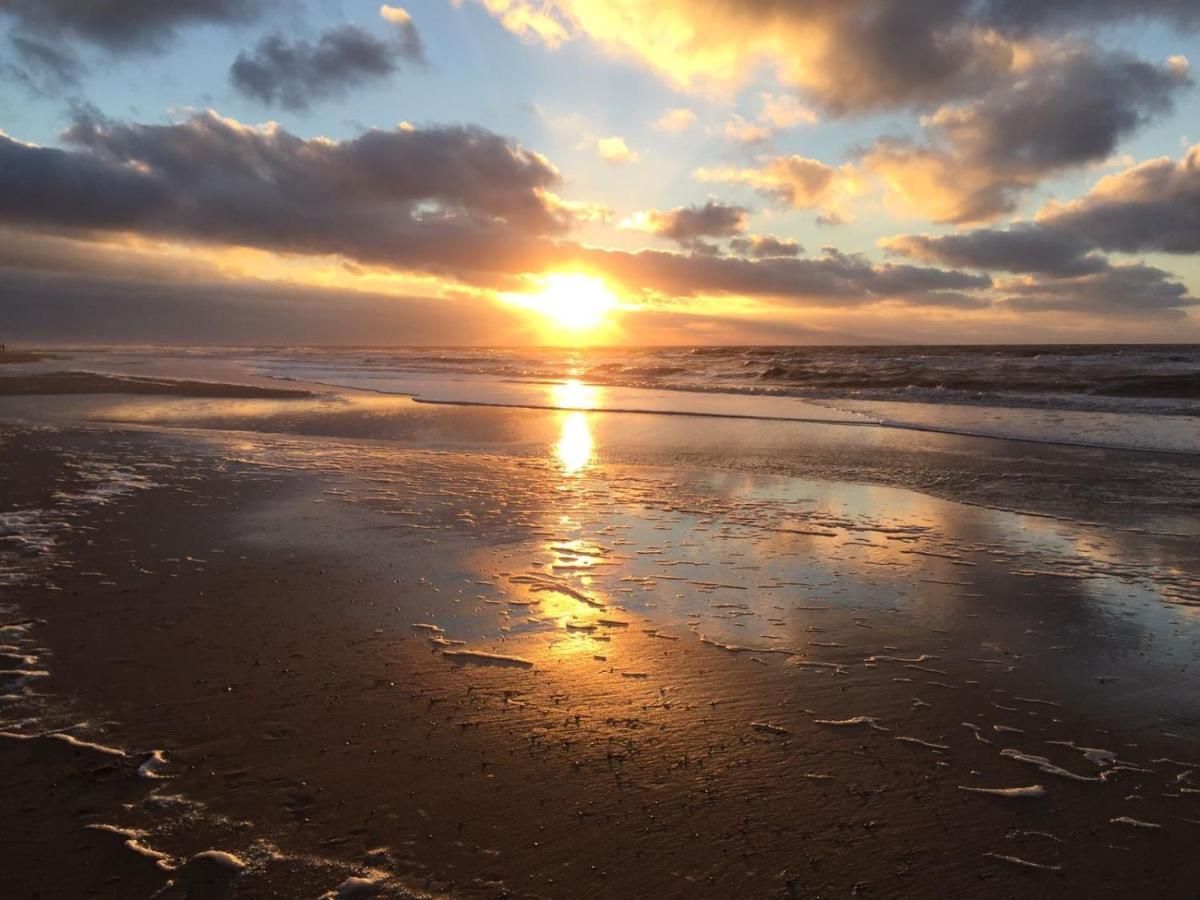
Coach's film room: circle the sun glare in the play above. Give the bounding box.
[504,272,620,337]
[549,378,599,409]
[555,411,594,474]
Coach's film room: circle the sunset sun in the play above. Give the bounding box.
[505,273,620,337]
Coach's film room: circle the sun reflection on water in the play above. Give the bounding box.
[555,411,594,474]
[549,378,599,409]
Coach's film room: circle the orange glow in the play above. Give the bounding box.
[502,272,620,338]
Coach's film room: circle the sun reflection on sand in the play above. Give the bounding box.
[555,411,594,474]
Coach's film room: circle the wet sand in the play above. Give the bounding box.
[0,371,312,398]
[2,375,1199,898]
[0,351,56,366]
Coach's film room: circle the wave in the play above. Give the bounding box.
[244,344,1200,411]
[243,345,1200,455]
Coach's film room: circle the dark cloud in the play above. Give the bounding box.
[0,265,533,345]
[623,201,748,248]
[982,0,1200,31]
[565,245,991,309]
[883,225,1108,277]
[798,0,1196,114]
[863,50,1190,223]
[230,21,426,111]
[0,0,275,51]
[728,235,802,258]
[1000,264,1197,317]
[1037,144,1200,254]
[2,34,83,94]
[0,110,571,284]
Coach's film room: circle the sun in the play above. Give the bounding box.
[503,272,620,337]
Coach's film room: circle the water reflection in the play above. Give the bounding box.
[549,378,599,409]
[556,411,594,474]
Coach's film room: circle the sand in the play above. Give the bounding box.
[0,370,312,398]
[0,351,57,366]
[1,368,1199,897]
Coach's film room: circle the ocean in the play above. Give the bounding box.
[19,344,1200,454]
[241,344,1200,454]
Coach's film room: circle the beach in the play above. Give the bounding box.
[2,350,1200,898]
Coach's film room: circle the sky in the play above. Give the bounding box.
[1,1,1199,346]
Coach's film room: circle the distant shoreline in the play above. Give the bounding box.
[0,370,312,398]
[0,350,55,365]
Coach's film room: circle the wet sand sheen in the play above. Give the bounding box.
[1,379,1199,897]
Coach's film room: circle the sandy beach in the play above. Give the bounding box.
[0,356,1198,898]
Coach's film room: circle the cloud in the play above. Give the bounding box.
[696,156,861,221]
[728,235,803,259]
[863,50,1190,223]
[564,244,991,308]
[999,264,1197,317]
[723,116,772,145]
[471,1,1199,115]
[653,107,696,133]
[620,201,749,248]
[759,93,818,128]
[595,135,638,164]
[982,1,1200,32]
[0,109,576,285]
[469,0,1010,113]
[886,141,1200,282]
[538,191,613,224]
[882,225,1108,277]
[882,145,1200,320]
[2,33,83,95]
[0,0,275,51]
[724,94,818,147]
[379,5,427,62]
[0,254,534,346]
[231,20,425,111]
[0,110,1000,312]
[1036,143,1200,253]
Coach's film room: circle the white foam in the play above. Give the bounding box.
[440,649,534,668]
[959,785,1046,798]
[88,825,174,870]
[47,732,126,757]
[191,849,248,870]
[984,851,1062,872]
[138,749,170,779]
[1111,816,1163,830]
[1046,740,1119,767]
[814,716,890,731]
[1000,748,1100,782]
[329,873,387,898]
[864,654,939,664]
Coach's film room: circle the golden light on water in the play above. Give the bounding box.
[555,411,594,474]
[549,378,599,409]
